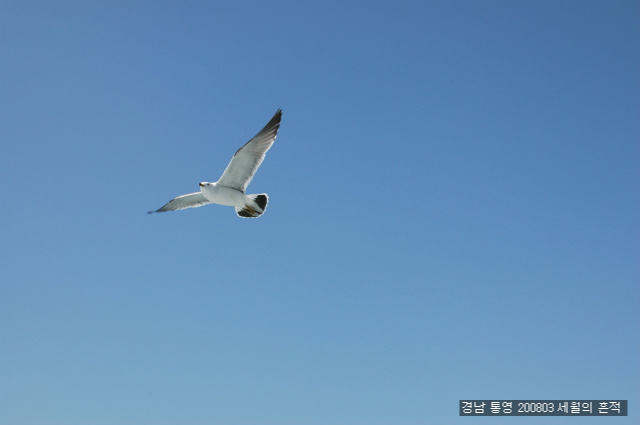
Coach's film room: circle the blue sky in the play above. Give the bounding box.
[1,1,638,424]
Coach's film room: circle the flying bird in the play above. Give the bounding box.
[149,109,282,218]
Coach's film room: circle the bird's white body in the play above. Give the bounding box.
[149,109,281,218]
[199,182,247,207]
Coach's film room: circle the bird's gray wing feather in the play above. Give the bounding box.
[216,109,282,192]
[148,192,210,213]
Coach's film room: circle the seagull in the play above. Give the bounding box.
[148,109,282,218]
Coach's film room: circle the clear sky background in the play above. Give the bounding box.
[1,1,638,424]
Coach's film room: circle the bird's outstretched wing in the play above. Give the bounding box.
[217,109,282,192]
[148,192,210,214]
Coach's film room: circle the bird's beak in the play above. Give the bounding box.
[199,183,204,187]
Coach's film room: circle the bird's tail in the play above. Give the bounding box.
[235,194,268,218]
